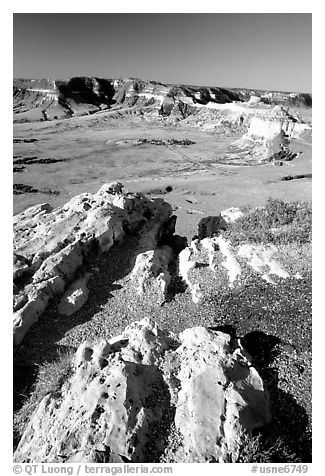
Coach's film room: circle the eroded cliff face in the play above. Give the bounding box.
[13,78,115,121]
[229,87,312,108]
[13,77,241,123]
[14,317,271,463]
[222,105,312,164]
[13,76,312,124]
[243,106,311,141]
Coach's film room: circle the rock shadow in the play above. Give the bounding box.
[123,362,175,462]
[13,235,141,413]
[241,331,312,462]
[208,326,311,462]
[13,218,186,414]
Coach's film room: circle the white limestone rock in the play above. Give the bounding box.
[179,236,294,303]
[178,241,202,304]
[14,318,271,463]
[130,245,174,302]
[228,106,311,163]
[13,276,66,344]
[201,236,242,287]
[221,207,244,224]
[248,95,261,106]
[174,327,271,462]
[58,273,92,317]
[13,184,173,344]
[238,243,290,284]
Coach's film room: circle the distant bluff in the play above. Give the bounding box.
[13,76,312,123]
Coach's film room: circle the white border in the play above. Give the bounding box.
[2,4,321,474]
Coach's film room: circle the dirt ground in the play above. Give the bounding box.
[13,110,312,239]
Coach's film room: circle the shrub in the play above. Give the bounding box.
[224,198,311,245]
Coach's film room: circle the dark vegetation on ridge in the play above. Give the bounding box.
[224,199,312,245]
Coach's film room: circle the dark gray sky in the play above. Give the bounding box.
[13,13,312,92]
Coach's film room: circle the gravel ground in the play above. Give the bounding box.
[13,224,312,462]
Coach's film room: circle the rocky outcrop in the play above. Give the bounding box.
[224,106,312,164]
[178,236,295,303]
[243,106,311,142]
[221,207,244,224]
[230,87,312,108]
[244,108,285,141]
[13,77,116,122]
[13,77,241,123]
[14,317,271,463]
[130,245,174,302]
[196,215,228,240]
[13,77,311,126]
[13,183,173,344]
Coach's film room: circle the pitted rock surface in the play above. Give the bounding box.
[130,245,174,302]
[14,318,271,463]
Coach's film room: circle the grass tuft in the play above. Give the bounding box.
[227,431,300,463]
[14,349,75,450]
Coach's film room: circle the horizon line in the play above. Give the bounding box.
[13,75,312,95]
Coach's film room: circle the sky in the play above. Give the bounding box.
[13,13,312,92]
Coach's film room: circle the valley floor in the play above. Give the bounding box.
[13,112,311,238]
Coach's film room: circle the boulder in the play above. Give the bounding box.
[196,215,227,240]
[130,245,174,302]
[248,95,261,106]
[178,241,202,304]
[174,327,271,462]
[97,182,124,195]
[14,318,271,463]
[13,276,66,344]
[220,207,244,224]
[13,253,30,280]
[58,273,92,317]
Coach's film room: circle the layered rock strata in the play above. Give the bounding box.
[243,106,311,142]
[226,106,311,164]
[13,77,311,124]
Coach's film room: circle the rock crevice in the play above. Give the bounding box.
[13,183,173,344]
